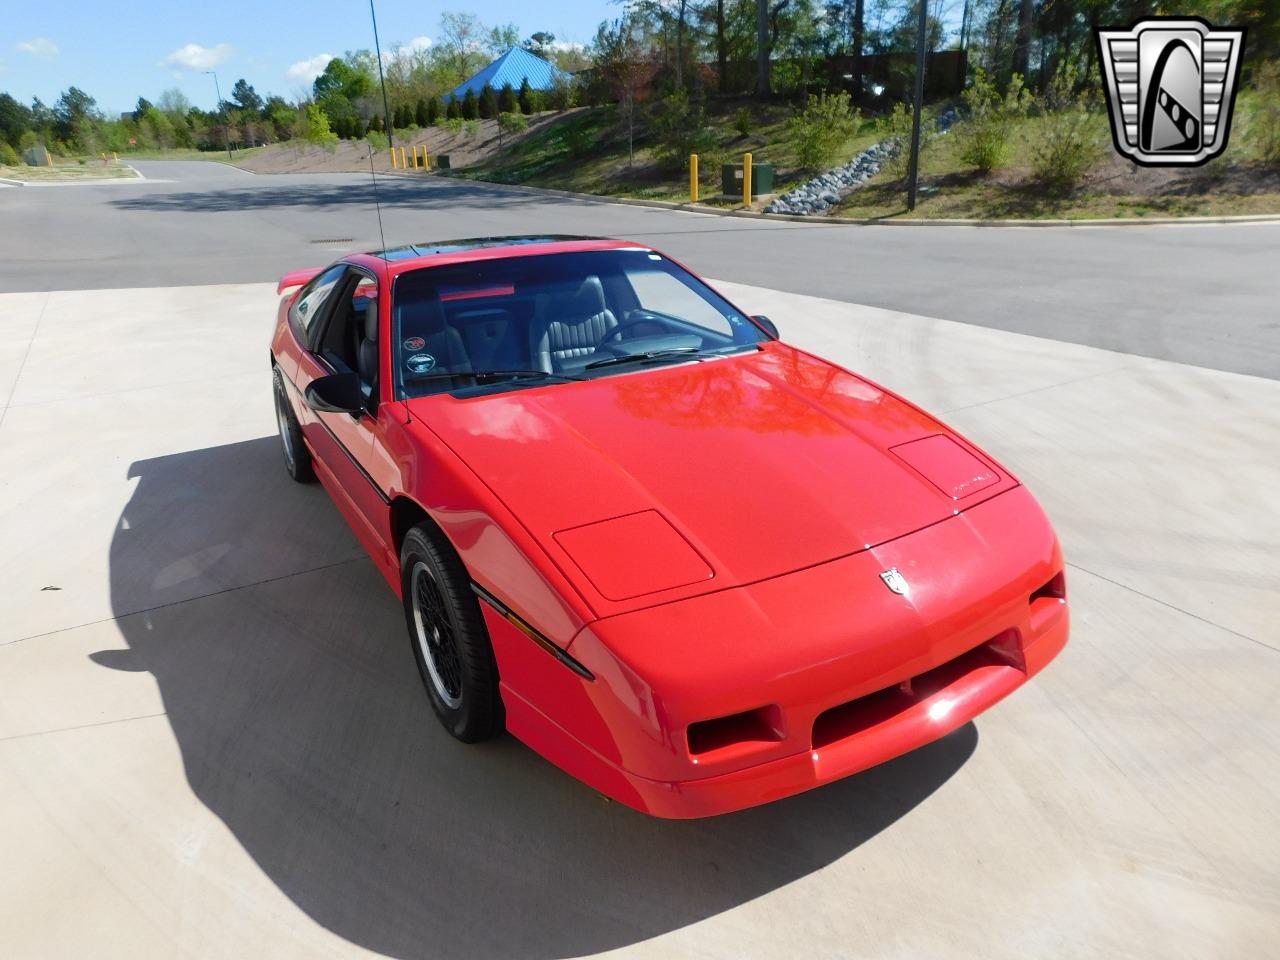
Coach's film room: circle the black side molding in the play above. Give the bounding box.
[471,583,595,680]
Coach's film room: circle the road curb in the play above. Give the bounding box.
[387,171,1280,229]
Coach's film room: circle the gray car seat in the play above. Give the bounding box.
[530,276,617,372]
[396,295,470,379]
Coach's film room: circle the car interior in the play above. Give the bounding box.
[390,254,760,397]
[308,254,764,405]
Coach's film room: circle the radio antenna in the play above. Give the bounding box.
[368,0,394,259]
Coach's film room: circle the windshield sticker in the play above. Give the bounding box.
[403,336,426,351]
[405,353,437,374]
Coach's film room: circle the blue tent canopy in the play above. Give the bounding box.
[448,47,569,101]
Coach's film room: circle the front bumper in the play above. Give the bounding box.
[491,485,1069,818]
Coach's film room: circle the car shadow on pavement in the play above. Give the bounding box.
[99,435,976,960]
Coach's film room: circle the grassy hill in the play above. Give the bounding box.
[451,92,1280,220]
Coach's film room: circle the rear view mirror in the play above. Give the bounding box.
[752,315,779,339]
[304,372,364,415]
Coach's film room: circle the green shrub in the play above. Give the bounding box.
[732,106,753,137]
[879,101,936,178]
[365,129,389,150]
[788,91,860,172]
[1029,65,1104,193]
[563,122,594,159]
[651,90,716,170]
[955,69,1031,173]
[547,73,579,112]
[498,111,528,133]
[463,120,480,138]
[0,141,19,166]
[443,117,465,135]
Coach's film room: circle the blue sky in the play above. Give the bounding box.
[1,0,616,114]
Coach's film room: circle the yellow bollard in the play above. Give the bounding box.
[743,152,753,208]
[423,149,430,170]
[112,152,119,163]
[391,148,398,170]
[399,146,407,169]
[689,153,698,203]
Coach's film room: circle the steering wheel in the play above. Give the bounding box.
[595,314,670,350]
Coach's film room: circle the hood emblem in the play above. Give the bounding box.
[879,568,909,596]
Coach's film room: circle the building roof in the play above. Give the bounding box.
[447,47,569,101]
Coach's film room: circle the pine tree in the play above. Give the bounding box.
[518,78,534,115]
[415,98,429,126]
[498,82,517,114]
[461,89,479,120]
[446,97,462,120]
[426,96,442,125]
[479,84,498,120]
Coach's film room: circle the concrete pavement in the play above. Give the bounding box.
[0,160,1276,378]
[1,279,1276,959]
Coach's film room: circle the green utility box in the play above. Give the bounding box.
[435,154,451,171]
[721,161,775,197]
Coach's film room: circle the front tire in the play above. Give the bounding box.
[273,366,315,483]
[401,524,503,742]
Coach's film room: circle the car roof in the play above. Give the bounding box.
[346,236,645,277]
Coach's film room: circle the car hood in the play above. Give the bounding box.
[409,343,1017,616]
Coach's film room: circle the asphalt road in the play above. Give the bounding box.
[1,159,1276,378]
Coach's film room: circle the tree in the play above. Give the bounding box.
[523,32,556,57]
[446,97,462,120]
[53,87,98,141]
[133,97,154,121]
[302,103,338,145]
[592,16,652,167]
[313,58,371,102]
[1013,0,1033,80]
[485,23,521,56]
[0,93,33,147]
[415,98,430,126]
[518,77,535,114]
[479,83,498,119]
[461,88,479,120]
[426,96,442,125]
[230,79,263,114]
[498,82,517,114]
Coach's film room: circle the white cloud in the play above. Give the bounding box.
[404,36,432,54]
[161,43,232,71]
[286,53,334,84]
[17,38,59,58]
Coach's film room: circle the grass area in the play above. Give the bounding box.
[453,101,881,205]
[451,88,1279,220]
[0,159,141,182]
[836,95,1280,220]
[119,146,265,163]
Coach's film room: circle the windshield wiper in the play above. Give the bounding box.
[409,369,584,384]
[584,348,710,371]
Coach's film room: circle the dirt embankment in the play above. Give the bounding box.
[236,112,571,175]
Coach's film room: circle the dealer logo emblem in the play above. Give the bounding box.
[1096,17,1245,167]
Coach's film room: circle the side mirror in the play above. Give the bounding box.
[304,372,364,415]
[752,315,779,340]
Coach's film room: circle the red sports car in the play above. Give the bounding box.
[269,236,1068,818]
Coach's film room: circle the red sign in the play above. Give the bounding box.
[128,137,137,146]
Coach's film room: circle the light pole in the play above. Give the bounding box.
[205,70,234,161]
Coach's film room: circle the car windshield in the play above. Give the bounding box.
[391,249,765,399]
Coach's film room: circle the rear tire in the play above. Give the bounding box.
[273,366,315,483]
[401,524,503,742]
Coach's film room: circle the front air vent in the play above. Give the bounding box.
[687,705,783,756]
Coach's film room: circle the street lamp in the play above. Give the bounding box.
[204,70,234,161]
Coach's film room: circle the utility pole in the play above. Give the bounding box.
[905,0,928,211]
[205,71,233,161]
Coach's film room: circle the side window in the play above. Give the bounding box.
[624,266,736,337]
[290,266,346,340]
[316,271,381,401]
